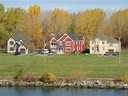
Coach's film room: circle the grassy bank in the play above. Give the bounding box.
[0,50,128,78]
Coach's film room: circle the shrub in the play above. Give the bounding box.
[40,72,57,83]
[123,72,128,83]
[14,69,24,81]
[23,76,37,82]
[70,70,86,80]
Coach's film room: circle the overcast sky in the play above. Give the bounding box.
[0,0,128,13]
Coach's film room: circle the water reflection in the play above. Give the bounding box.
[0,87,128,96]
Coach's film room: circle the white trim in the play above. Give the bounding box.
[49,38,57,43]
[65,41,72,46]
[62,36,74,42]
[65,47,71,52]
[57,33,67,41]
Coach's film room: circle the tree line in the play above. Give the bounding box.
[0,3,128,49]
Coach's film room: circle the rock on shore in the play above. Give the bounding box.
[0,79,128,89]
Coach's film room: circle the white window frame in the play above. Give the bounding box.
[66,47,71,52]
[109,44,113,46]
[10,41,14,45]
[102,41,105,44]
[10,47,14,51]
[66,41,71,46]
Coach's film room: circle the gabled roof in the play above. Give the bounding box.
[11,32,31,48]
[92,33,106,40]
[56,33,84,41]
[92,33,120,44]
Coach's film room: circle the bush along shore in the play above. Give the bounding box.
[0,78,128,89]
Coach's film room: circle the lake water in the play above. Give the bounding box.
[0,87,128,96]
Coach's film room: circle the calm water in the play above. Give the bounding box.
[0,87,128,96]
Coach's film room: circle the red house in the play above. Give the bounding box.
[49,33,85,54]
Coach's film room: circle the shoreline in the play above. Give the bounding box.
[0,78,128,89]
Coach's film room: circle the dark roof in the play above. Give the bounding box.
[56,33,84,41]
[92,33,120,44]
[93,33,106,40]
[11,32,31,48]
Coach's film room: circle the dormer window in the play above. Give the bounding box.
[102,41,105,44]
[109,44,113,46]
[10,41,14,45]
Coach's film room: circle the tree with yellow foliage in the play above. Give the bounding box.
[75,9,105,47]
[20,5,43,42]
[49,8,71,36]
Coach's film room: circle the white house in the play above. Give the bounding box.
[7,32,35,54]
[90,33,121,54]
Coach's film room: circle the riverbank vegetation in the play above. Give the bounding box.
[0,49,127,78]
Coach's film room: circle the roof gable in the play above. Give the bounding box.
[49,38,57,43]
[11,32,31,48]
[57,33,68,41]
[63,36,73,42]
[56,33,84,41]
[92,33,120,44]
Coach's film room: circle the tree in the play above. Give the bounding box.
[99,9,128,43]
[75,9,105,47]
[20,5,42,42]
[0,3,4,13]
[0,24,9,48]
[49,8,71,36]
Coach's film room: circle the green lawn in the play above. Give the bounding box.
[0,50,128,78]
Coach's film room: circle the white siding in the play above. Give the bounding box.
[7,37,29,54]
[90,38,121,54]
[7,38,16,53]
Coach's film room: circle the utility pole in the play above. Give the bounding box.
[76,32,78,56]
[43,34,45,62]
[119,37,121,64]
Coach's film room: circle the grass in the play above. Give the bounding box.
[0,50,128,78]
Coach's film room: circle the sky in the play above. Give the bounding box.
[0,0,128,13]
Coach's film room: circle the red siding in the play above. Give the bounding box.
[63,37,72,54]
[51,38,57,43]
[59,34,68,41]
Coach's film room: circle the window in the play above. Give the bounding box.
[10,41,14,45]
[102,41,105,44]
[66,47,71,52]
[92,41,94,44]
[103,47,105,50]
[10,47,14,51]
[109,44,113,46]
[92,47,94,50]
[60,41,63,46]
[83,41,84,45]
[66,41,71,46]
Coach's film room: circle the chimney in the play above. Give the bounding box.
[51,34,55,39]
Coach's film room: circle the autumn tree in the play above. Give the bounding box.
[0,3,4,13]
[20,5,42,42]
[108,10,128,40]
[0,6,26,48]
[75,9,105,47]
[39,11,53,41]
[49,8,71,36]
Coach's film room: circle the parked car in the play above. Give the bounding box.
[81,48,90,54]
[50,49,56,54]
[41,49,49,54]
[14,52,21,56]
[113,52,119,56]
[104,51,119,56]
